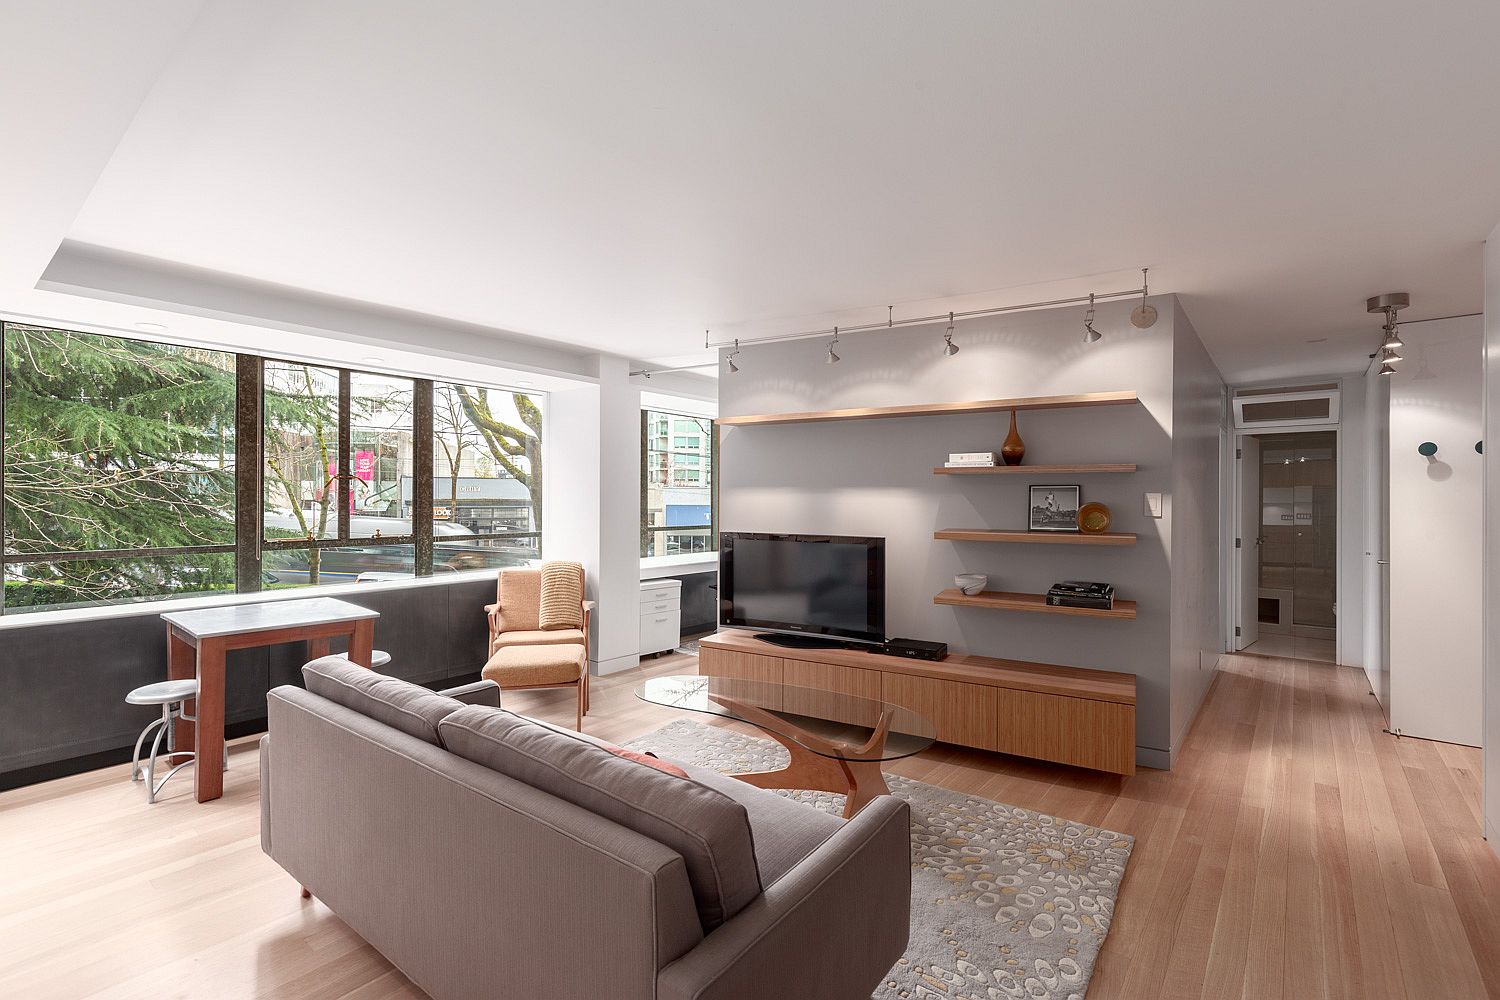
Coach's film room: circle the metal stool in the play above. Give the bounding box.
[335,649,392,668]
[126,679,226,803]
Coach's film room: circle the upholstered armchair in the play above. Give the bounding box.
[483,564,595,729]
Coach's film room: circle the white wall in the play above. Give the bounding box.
[1363,364,1392,709]
[1483,227,1500,848]
[717,295,1224,767]
[1168,303,1226,753]
[1337,374,1369,671]
[1388,315,1483,746]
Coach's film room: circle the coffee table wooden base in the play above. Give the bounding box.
[710,695,894,819]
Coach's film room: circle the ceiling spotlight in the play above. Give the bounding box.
[1083,293,1101,343]
[1381,328,1405,350]
[1367,291,1409,358]
[826,327,841,365]
[1380,346,1404,364]
[1379,363,1397,376]
[726,338,741,374]
[942,312,959,357]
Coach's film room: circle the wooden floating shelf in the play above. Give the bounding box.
[933,463,1138,475]
[933,588,1138,620]
[716,390,1138,427]
[935,528,1137,546]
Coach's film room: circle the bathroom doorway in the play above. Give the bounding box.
[1235,430,1338,663]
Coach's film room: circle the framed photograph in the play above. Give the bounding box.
[1029,485,1081,532]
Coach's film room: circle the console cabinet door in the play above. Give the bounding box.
[880,672,1000,751]
[698,647,785,684]
[995,690,1136,775]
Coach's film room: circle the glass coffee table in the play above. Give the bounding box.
[636,674,937,818]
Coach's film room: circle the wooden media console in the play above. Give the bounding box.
[698,630,1138,776]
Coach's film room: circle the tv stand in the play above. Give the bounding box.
[752,632,863,651]
[698,630,1137,775]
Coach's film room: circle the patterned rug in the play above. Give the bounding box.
[626,719,1134,1000]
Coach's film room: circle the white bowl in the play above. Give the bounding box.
[955,573,988,596]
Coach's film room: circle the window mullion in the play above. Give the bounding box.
[337,369,351,541]
[413,378,434,576]
[236,355,264,593]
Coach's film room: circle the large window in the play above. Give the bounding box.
[0,321,545,614]
[641,407,714,557]
[428,382,542,571]
[2,325,237,611]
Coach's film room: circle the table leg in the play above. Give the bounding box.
[305,636,331,662]
[347,619,374,668]
[194,639,227,802]
[167,626,197,752]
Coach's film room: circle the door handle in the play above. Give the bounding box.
[1376,559,1390,565]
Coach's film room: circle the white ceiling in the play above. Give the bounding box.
[9,1,1500,382]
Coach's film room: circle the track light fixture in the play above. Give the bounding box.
[725,337,741,374]
[1367,292,1409,371]
[942,312,959,356]
[826,327,841,365]
[1083,293,1101,343]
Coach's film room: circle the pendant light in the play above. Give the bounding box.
[1083,293,1101,343]
[942,312,959,356]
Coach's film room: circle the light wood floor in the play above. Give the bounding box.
[2,651,1498,999]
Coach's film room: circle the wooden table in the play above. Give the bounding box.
[161,598,380,802]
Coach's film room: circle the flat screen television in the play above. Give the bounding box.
[719,532,885,648]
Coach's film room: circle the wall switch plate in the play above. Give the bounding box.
[1144,492,1163,518]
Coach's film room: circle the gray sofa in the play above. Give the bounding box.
[261,658,912,1000]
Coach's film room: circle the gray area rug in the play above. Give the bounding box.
[626,719,1134,1000]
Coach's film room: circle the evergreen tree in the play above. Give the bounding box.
[2,324,237,607]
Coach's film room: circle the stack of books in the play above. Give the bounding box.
[1046,580,1115,610]
[944,451,998,468]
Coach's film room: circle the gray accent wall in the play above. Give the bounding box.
[717,295,1224,766]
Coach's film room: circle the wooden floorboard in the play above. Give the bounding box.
[1,650,1498,999]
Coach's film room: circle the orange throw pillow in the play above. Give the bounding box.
[602,744,688,778]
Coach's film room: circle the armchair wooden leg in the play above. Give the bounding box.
[576,679,584,731]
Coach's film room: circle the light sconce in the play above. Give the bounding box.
[826,327,841,365]
[1083,293,1101,344]
[942,312,959,357]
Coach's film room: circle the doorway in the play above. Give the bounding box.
[1233,430,1338,663]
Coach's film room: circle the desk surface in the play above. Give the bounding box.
[161,597,379,639]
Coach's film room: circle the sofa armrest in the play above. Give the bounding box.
[439,678,502,708]
[259,735,272,855]
[656,795,912,1000]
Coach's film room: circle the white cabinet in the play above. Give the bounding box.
[640,579,683,656]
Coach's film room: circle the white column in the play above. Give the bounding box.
[542,355,641,676]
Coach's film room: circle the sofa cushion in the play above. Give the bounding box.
[302,656,462,746]
[681,762,844,887]
[438,706,762,930]
[538,560,584,630]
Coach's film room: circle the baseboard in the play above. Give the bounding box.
[592,653,639,676]
[1135,745,1171,770]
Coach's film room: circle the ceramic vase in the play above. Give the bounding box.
[1001,411,1025,466]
